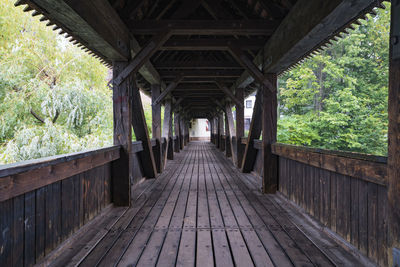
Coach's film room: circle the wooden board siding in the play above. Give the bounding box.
[278,157,388,266]
[0,163,113,266]
[249,141,388,266]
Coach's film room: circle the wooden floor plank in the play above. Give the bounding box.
[209,147,314,267]
[114,150,194,266]
[157,148,197,266]
[80,151,186,266]
[132,148,196,267]
[176,148,200,267]
[44,142,372,267]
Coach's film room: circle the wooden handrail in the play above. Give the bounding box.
[270,142,387,186]
[132,141,144,153]
[0,146,121,202]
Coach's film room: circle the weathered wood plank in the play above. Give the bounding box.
[162,100,173,167]
[131,73,157,179]
[388,2,400,265]
[26,0,130,60]
[262,74,278,193]
[241,88,262,172]
[151,84,163,173]
[234,0,381,88]
[128,20,279,35]
[272,143,387,185]
[0,148,119,202]
[112,61,132,206]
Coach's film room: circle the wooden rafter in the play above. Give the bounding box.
[128,20,279,35]
[171,0,204,19]
[234,0,381,89]
[159,69,243,78]
[161,38,265,51]
[154,60,242,69]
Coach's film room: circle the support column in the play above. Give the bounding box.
[174,113,180,152]
[162,99,173,166]
[151,84,162,173]
[179,114,184,149]
[262,74,278,194]
[215,117,220,148]
[235,87,245,168]
[225,104,236,164]
[112,61,132,206]
[209,118,215,145]
[131,75,157,179]
[225,111,232,157]
[388,2,400,265]
[219,113,225,152]
[168,120,174,159]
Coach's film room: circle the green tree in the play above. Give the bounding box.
[278,4,390,156]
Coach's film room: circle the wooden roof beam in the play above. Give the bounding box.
[26,0,163,86]
[233,0,381,89]
[128,20,279,35]
[26,0,130,60]
[154,61,242,69]
[160,38,265,51]
[159,70,243,78]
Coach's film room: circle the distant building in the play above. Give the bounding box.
[189,118,210,141]
[244,92,256,131]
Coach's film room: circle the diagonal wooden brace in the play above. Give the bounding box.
[228,44,275,93]
[114,30,172,86]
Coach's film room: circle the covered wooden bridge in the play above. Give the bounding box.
[1,0,400,266]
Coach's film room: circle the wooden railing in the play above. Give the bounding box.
[0,132,186,266]
[251,140,388,266]
[0,146,120,266]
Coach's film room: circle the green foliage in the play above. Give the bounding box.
[0,0,113,164]
[277,4,390,156]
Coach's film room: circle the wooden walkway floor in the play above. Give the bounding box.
[45,142,371,267]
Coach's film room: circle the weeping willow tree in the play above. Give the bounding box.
[0,0,113,163]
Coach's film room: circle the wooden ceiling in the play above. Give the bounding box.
[14,0,384,119]
[107,0,296,116]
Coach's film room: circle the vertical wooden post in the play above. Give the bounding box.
[168,120,174,159]
[211,117,216,144]
[241,88,263,172]
[180,118,185,148]
[112,61,132,206]
[388,2,400,265]
[219,113,225,152]
[225,104,236,164]
[174,113,180,152]
[215,117,220,148]
[131,75,157,179]
[162,99,173,166]
[235,87,245,168]
[151,84,162,173]
[262,74,278,193]
[225,112,232,157]
[186,122,189,144]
